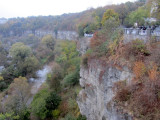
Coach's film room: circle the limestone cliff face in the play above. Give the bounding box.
[77,60,133,120]
[7,30,78,41]
[35,30,78,40]
[77,37,91,55]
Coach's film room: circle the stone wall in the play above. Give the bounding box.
[123,28,160,43]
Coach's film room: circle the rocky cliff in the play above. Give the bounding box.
[77,37,91,55]
[77,60,133,120]
[35,30,78,40]
[7,30,78,40]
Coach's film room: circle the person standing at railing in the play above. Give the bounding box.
[134,22,138,28]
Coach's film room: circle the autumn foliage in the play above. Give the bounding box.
[114,41,160,119]
[148,64,158,81]
[90,32,105,48]
[133,61,146,79]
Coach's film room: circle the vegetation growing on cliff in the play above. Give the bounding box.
[113,40,160,120]
[80,1,160,119]
[45,41,83,119]
[0,38,85,119]
[81,14,122,67]
[0,0,158,119]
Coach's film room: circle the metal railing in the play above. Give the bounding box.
[124,28,160,37]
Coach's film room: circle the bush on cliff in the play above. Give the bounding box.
[63,66,80,87]
[114,41,160,120]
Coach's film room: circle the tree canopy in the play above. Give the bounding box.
[101,9,119,26]
[9,42,32,61]
[8,42,39,77]
[31,89,61,119]
[124,6,150,26]
[41,35,55,51]
[4,76,30,119]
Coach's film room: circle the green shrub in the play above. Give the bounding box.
[132,39,150,55]
[95,41,108,57]
[0,81,7,91]
[68,98,78,111]
[19,109,30,120]
[63,66,80,87]
[47,71,62,92]
[31,89,50,119]
[62,113,76,120]
[45,92,61,113]
[77,115,87,120]
[81,55,88,68]
[52,109,60,119]
[31,89,61,119]
[0,112,19,120]
[61,114,86,120]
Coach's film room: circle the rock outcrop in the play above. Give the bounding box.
[77,37,91,55]
[5,30,78,41]
[35,30,78,40]
[77,60,133,120]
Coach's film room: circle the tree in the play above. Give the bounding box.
[101,9,119,26]
[92,7,105,29]
[55,41,80,74]
[47,63,62,91]
[31,88,50,119]
[63,66,80,87]
[83,23,97,34]
[41,35,55,51]
[0,112,19,120]
[115,3,129,24]
[9,42,39,76]
[45,92,61,116]
[78,24,87,37]
[124,6,149,26]
[31,89,61,119]
[151,0,160,20]
[9,42,32,62]
[35,44,53,64]
[0,42,8,66]
[20,56,40,76]
[18,34,40,48]
[4,77,30,119]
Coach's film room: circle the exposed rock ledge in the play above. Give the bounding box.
[77,60,133,120]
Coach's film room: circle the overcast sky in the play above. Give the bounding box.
[0,0,135,18]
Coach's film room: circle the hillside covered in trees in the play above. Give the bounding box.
[0,0,160,119]
[0,0,145,37]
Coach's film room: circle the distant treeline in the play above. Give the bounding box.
[0,0,145,37]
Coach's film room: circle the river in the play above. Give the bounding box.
[27,65,51,105]
[30,65,51,94]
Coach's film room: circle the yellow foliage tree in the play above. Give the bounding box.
[101,9,119,26]
[0,76,4,81]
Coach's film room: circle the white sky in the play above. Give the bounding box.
[0,0,135,18]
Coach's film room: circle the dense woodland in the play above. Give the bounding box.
[0,0,159,119]
[0,0,146,37]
